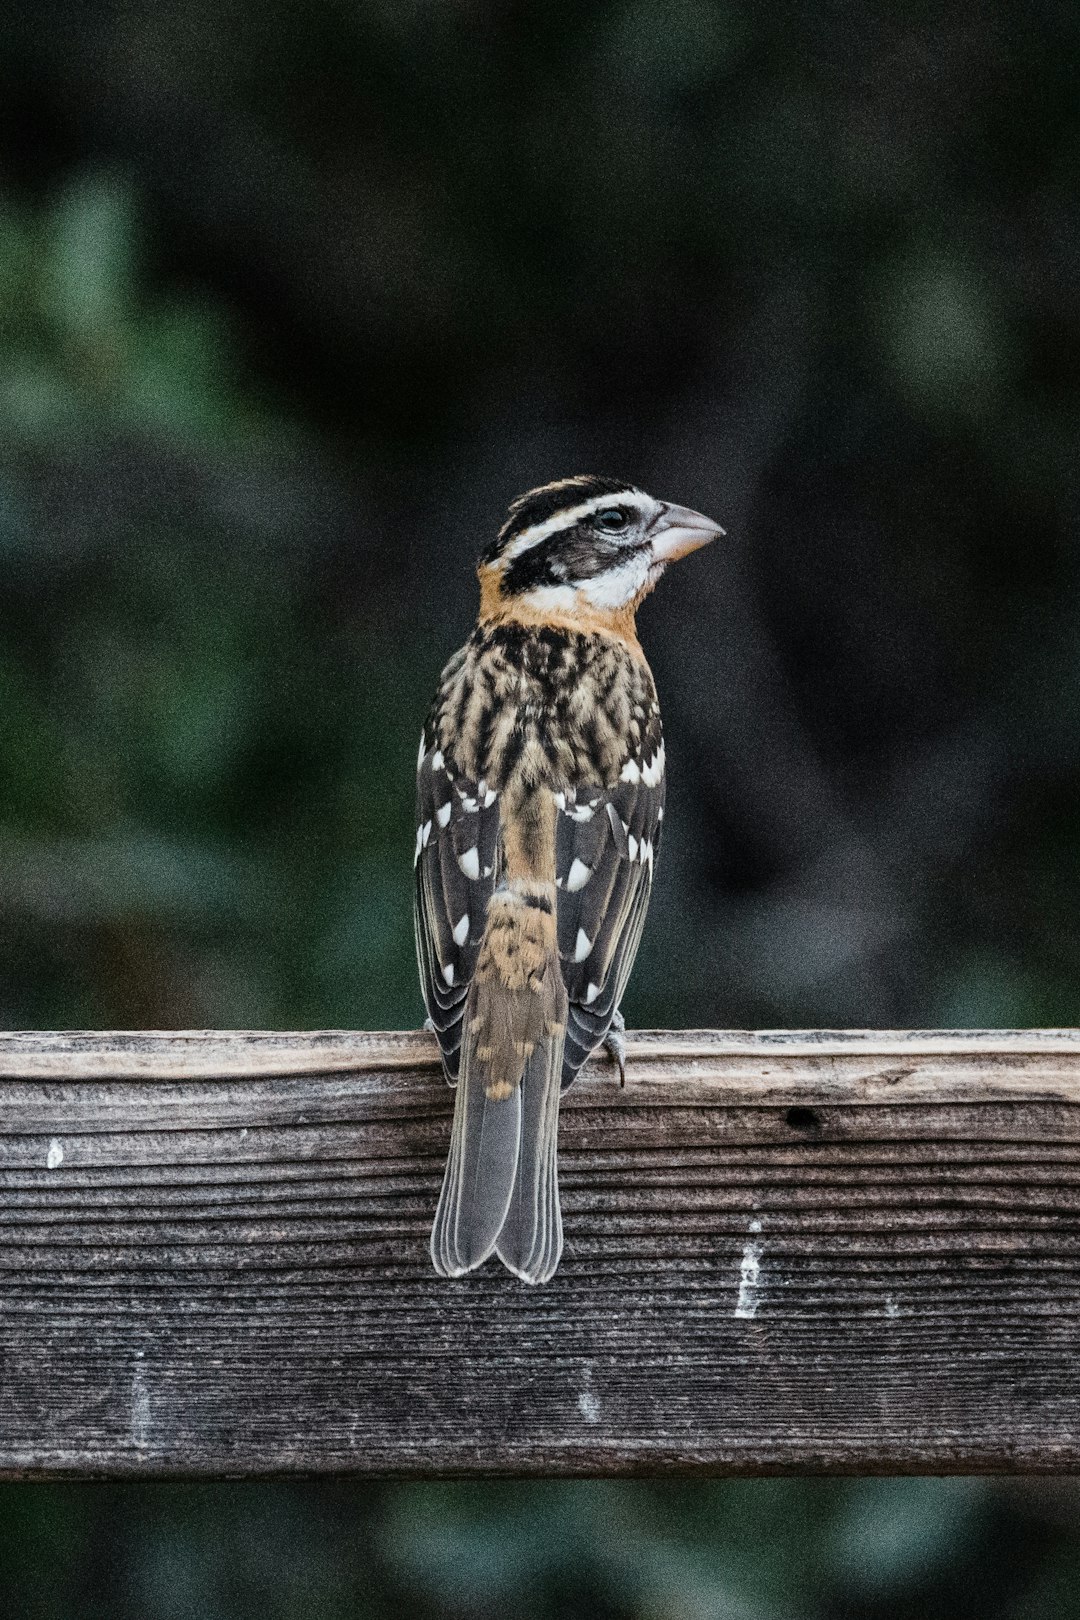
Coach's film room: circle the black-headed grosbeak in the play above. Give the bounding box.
[415,476,723,1283]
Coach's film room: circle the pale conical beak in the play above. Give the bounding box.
[649,502,726,563]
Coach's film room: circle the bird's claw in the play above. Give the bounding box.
[603,1010,627,1087]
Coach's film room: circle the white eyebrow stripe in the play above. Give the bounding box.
[498,492,647,561]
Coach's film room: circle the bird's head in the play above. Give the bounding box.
[478,476,724,638]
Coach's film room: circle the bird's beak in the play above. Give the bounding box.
[649,502,726,563]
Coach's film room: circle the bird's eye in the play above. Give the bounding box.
[595,507,629,532]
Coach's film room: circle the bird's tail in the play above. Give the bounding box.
[430,882,567,1284]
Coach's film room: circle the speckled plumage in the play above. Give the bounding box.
[416,620,664,1088]
[432,621,662,799]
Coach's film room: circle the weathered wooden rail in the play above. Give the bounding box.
[2,1028,1080,1478]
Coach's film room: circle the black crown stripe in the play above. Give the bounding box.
[479,476,637,565]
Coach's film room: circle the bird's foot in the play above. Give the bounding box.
[603,1010,627,1088]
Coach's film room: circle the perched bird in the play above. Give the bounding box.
[415,476,723,1283]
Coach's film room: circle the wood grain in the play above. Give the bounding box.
[1,1028,1080,1478]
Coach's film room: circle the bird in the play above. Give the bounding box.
[414,475,723,1283]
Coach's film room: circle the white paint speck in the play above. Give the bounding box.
[576,1362,600,1424]
[885,1295,900,1319]
[735,1228,763,1319]
[578,1390,601,1424]
[46,1139,64,1170]
[131,1363,150,1448]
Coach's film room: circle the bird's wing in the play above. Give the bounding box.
[414,727,501,1081]
[554,741,665,1086]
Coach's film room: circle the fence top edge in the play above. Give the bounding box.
[0,1027,1078,1081]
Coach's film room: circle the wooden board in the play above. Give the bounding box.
[1,1028,1079,1478]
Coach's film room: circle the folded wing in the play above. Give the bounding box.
[414,728,501,1080]
[554,742,665,1086]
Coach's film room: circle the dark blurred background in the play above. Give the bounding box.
[1,0,1079,1615]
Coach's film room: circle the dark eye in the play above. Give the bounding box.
[595,507,629,532]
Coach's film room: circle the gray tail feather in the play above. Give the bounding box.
[495,985,566,1283]
[430,984,568,1285]
[430,1056,522,1278]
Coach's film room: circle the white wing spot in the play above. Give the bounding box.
[642,741,666,788]
[452,914,470,946]
[626,834,638,862]
[619,758,642,784]
[442,962,456,987]
[417,734,426,770]
[483,788,497,808]
[584,982,600,1005]
[436,801,452,828]
[554,791,567,810]
[458,846,480,880]
[574,928,593,963]
[431,750,445,772]
[566,858,591,892]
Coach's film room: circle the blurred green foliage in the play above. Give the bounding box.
[8,1475,1080,1620]
[3,0,1080,1614]
[0,171,428,1032]
[0,172,261,442]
